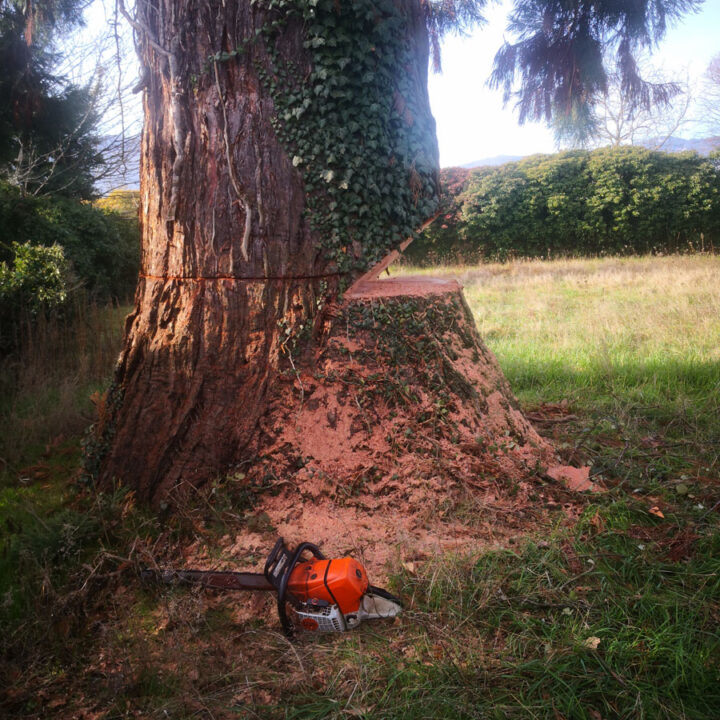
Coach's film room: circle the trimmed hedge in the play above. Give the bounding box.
[407,147,720,264]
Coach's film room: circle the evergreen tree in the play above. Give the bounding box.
[95,0,703,502]
[490,0,702,125]
[0,0,103,198]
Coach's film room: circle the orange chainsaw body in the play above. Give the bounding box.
[287,557,369,614]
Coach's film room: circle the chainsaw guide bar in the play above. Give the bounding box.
[141,538,402,637]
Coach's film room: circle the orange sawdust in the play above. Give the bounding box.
[202,281,592,575]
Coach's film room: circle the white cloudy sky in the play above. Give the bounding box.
[429,0,720,166]
[81,0,719,168]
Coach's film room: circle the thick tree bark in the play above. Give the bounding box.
[98,0,438,503]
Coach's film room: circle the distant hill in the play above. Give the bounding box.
[454,136,720,171]
[459,154,524,168]
[642,136,720,155]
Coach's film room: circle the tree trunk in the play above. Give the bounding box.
[96,0,439,503]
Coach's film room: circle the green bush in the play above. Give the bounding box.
[406,147,720,264]
[406,166,476,264]
[0,182,139,353]
[0,242,70,310]
[0,241,72,351]
[0,182,139,301]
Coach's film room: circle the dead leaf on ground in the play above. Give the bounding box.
[648,506,665,519]
[589,511,605,531]
[345,707,375,718]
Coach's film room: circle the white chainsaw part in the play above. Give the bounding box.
[344,592,403,629]
[293,603,347,632]
[292,591,402,632]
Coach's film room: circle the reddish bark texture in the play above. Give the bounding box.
[99,0,435,504]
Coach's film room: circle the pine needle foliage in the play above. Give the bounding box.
[489,0,703,127]
[0,0,102,198]
[422,0,491,71]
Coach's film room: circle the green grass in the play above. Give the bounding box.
[393,255,720,406]
[0,301,129,479]
[2,255,720,718]
[272,500,719,719]
[0,301,135,681]
[393,254,720,495]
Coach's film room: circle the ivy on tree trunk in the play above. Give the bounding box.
[92,0,439,503]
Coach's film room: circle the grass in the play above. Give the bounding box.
[281,530,720,718]
[0,299,129,477]
[0,300,133,686]
[393,254,720,494]
[387,503,719,719]
[2,255,720,718]
[393,255,720,398]
[463,256,719,421]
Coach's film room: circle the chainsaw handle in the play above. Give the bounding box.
[368,585,403,607]
[269,539,325,637]
[263,537,287,578]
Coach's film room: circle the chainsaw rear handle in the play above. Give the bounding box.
[264,538,326,636]
[366,584,403,606]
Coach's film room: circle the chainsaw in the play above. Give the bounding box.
[140,538,402,636]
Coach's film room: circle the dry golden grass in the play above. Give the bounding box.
[391,255,720,407]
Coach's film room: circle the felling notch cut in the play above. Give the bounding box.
[345,214,440,298]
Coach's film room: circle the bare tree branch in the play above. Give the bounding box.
[555,55,695,150]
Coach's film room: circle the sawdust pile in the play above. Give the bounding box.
[201,280,591,573]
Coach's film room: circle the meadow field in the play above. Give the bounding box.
[1,254,719,718]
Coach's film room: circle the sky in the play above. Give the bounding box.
[79,0,720,168]
[429,0,720,167]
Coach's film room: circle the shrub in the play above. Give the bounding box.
[0,241,70,309]
[0,183,140,353]
[0,182,139,302]
[0,242,72,350]
[406,167,477,264]
[406,147,720,264]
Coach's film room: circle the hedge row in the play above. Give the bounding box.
[406,147,720,264]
